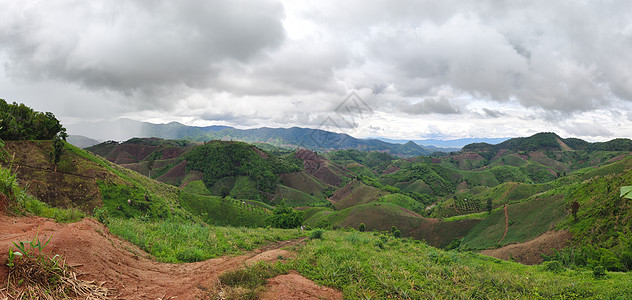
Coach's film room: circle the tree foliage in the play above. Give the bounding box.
[185,141,301,195]
[266,200,304,229]
[0,99,67,141]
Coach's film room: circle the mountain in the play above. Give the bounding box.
[67,135,100,148]
[68,118,443,156]
[378,137,509,149]
[462,132,632,154]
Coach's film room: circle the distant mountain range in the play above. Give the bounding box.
[67,119,448,156]
[462,132,632,153]
[378,137,509,149]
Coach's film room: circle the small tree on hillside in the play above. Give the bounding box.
[391,225,402,238]
[358,223,366,232]
[50,135,65,172]
[147,157,155,178]
[486,198,493,213]
[571,201,580,222]
[267,200,304,229]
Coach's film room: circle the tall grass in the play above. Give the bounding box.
[289,230,632,299]
[106,218,306,263]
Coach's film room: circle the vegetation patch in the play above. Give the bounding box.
[106,218,305,263]
[289,230,632,299]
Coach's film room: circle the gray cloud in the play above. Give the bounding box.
[482,108,505,118]
[0,0,285,108]
[561,122,614,138]
[2,0,632,141]
[399,97,460,115]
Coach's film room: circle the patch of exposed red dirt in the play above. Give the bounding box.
[382,165,400,175]
[295,149,345,186]
[260,271,343,300]
[480,230,572,265]
[156,160,187,184]
[0,214,307,299]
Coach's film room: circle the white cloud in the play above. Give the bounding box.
[2,0,632,141]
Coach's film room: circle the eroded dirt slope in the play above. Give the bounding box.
[0,214,338,299]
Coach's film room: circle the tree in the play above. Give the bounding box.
[50,135,65,172]
[358,223,366,232]
[571,201,580,221]
[486,198,493,213]
[391,225,402,238]
[147,158,155,178]
[266,200,304,229]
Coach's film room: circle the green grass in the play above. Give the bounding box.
[179,192,270,227]
[443,210,493,222]
[273,184,328,207]
[289,230,632,299]
[181,179,212,195]
[461,192,568,250]
[106,218,306,263]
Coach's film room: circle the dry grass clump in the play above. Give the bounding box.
[2,233,113,299]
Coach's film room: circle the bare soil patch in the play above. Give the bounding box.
[480,230,572,265]
[261,271,343,300]
[0,214,310,299]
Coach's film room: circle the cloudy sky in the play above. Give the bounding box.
[1,0,632,142]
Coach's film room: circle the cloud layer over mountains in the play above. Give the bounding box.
[1,0,632,141]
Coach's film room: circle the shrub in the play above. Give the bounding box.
[541,260,564,273]
[266,200,304,229]
[593,265,607,279]
[310,229,324,240]
[358,223,366,232]
[391,226,402,238]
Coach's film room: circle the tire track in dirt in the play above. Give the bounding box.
[0,214,312,299]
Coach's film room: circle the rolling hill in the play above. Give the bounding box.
[69,118,444,156]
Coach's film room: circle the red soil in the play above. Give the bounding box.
[0,214,335,299]
[261,271,343,300]
[156,160,188,183]
[382,165,400,175]
[295,149,344,186]
[481,230,572,265]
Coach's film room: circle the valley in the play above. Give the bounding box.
[1,100,632,298]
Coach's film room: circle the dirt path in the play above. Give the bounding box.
[498,204,509,244]
[0,214,337,299]
[261,271,343,300]
[481,230,572,265]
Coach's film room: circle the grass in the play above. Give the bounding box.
[215,262,289,300]
[179,192,270,227]
[461,192,567,250]
[181,179,212,195]
[288,230,632,299]
[106,217,306,263]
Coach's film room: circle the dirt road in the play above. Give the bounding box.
[0,214,341,299]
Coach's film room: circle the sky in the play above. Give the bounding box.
[1,0,632,142]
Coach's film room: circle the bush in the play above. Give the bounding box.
[266,200,304,229]
[593,265,607,279]
[541,260,564,273]
[391,226,402,238]
[358,223,366,232]
[310,229,324,240]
